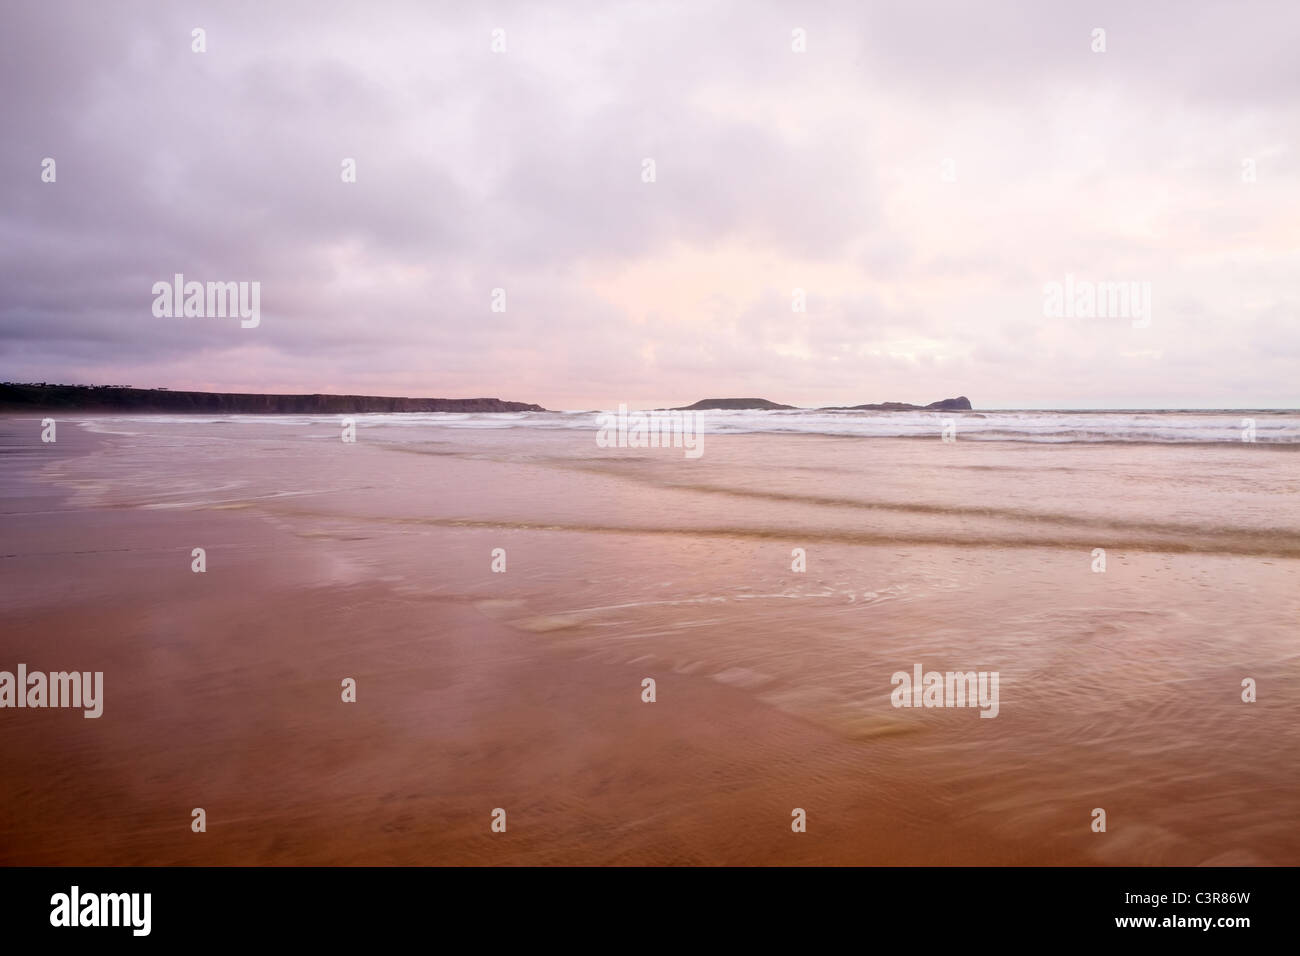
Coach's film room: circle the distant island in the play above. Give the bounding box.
[673,396,972,411]
[0,383,547,414]
[673,398,797,410]
[832,396,972,411]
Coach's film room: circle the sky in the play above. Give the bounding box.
[2,0,1297,410]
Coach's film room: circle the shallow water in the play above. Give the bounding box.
[2,413,1298,864]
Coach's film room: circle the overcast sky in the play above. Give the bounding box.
[2,0,1297,409]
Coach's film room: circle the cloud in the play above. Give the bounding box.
[1,0,1297,408]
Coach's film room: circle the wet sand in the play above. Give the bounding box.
[1,415,1297,864]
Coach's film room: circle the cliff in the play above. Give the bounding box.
[0,384,547,414]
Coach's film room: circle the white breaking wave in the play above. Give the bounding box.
[72,408,1300,443]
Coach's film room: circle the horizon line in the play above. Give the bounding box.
[3,383,1298,414]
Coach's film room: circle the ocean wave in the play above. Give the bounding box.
[68,409,1300,443]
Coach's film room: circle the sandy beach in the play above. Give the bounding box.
[1,413,1297,865]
